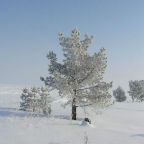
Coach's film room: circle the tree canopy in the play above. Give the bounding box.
[41,28,112,119]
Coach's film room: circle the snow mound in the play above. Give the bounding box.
[80,120,95,128]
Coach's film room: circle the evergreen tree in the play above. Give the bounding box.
[20,86,52,114]
[20,88,31,111]
[113,86,126,102]
[30,87,40,112]
[129,80,144,102]
[40,86,52,115]
[41,28,112,120]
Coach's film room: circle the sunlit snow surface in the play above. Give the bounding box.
[0,85,144,144]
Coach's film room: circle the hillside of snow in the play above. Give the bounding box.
[0,85,144,144]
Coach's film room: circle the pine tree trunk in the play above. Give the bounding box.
[72,98,77,120]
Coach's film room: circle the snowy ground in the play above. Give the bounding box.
[0,85,144,144]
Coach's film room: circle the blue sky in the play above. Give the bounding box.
[0,0,144,90]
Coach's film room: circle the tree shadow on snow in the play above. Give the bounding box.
[48,142,60,144]
[0,107,83,122]
[131,134,144,138]
[0,107,45,118]
[53,114,83,121]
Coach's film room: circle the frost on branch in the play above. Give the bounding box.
[41,28,112,119]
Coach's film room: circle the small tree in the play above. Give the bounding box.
[40,86,52,115]
[129,80,144,102]
[20,86,51,115]
[41,28,112,120]
[30,87,40,112]
[20,87,40,112]
[113,86,126,102]
[20,88,31,111]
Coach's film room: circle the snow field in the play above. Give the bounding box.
[0,86,144,144]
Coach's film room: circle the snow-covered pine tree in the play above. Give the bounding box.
[30,87,41,112]
[20,88,31,111]
[20,87,40,112]
[20,86,52,114]
[41,28,112,120]
[113,86,126,102]
[129,80,144,102]
[40,86,51,115]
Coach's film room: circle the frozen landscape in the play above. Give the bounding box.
[0,85,144,144]
[1,0,144,144]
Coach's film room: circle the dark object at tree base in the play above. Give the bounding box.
[84,118,91,124]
